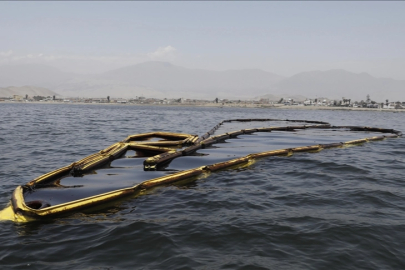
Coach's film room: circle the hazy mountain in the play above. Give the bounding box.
[0,64,75,89]
[99,61,284,99]
[53,77,162,98]
[274,69,405,102]
[0,86,59,98]
[0,62,404,101]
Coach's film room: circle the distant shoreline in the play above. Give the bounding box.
[2,100,404,113]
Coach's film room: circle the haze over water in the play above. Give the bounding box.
[1,103,404,269]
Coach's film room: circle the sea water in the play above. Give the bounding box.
[0,103,404,269]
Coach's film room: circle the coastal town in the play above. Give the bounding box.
[2,93,405,110]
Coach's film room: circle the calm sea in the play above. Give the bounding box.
[0,103,404,270]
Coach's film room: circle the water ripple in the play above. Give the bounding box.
[1,104,405,269]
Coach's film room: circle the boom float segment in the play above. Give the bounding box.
[1,119,402,222]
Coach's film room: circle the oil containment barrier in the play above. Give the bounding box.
[0,119,402,222]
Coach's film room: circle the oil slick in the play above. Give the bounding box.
[1,119,402,222]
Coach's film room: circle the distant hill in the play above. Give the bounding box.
[274,69,405,102]
[52,77,163,99]
[0,64,74,88]
[0,86,59,98]
[99,61,284,99]
[0,62,404,101]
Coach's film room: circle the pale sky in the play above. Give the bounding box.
[1,1,404,79]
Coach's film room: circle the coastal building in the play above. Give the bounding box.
[341,98,351,106]
[13,95,23,101]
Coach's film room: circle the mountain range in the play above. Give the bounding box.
[0,62,404,102]
[0,86,59,99]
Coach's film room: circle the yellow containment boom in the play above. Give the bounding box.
[1,119,402,222]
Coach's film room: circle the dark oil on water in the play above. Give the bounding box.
[0,103,404,269]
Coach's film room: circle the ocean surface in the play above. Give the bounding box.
[0,103,404,270]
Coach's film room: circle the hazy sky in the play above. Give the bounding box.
[1,2,404,79]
